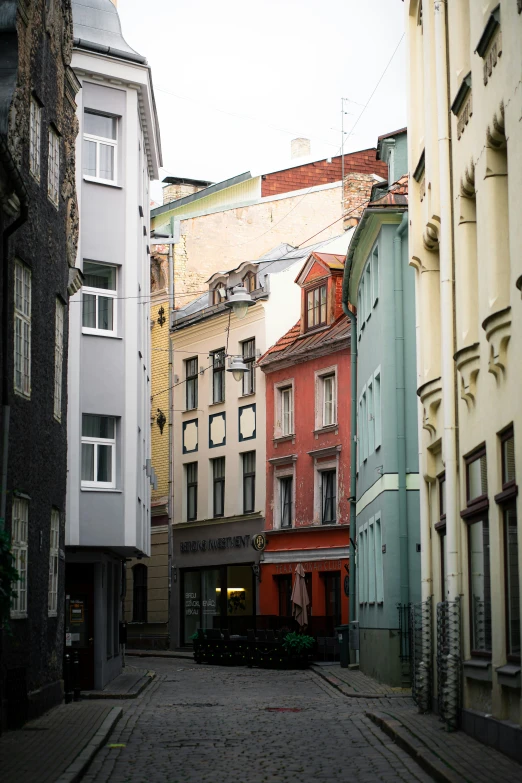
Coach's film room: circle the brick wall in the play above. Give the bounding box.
[343,172,376,228]
[261,148,387,197]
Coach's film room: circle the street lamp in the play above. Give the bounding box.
[224,285,254,320]
[227,355,250,382]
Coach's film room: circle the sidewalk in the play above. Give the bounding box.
[367,707,522,783]
[82,665,155,699]
[0,702,121,783]
[311,662,412,698]
[126,648,193,660]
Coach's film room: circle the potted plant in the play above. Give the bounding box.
[282,632,315,668]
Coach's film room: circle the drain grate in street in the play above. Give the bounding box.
[265,707,303,712]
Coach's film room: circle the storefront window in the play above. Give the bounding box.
[202,569,221,631]
[183,571,201,643]
[227,565,253,619]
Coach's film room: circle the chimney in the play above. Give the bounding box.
[162,181,207,206]
[291,138,311,159]
[343,172,375,230]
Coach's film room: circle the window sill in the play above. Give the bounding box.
[209,400,225,408]
[81,487,122,493]
[313,424,338,436]
[82,331,122,340]
[83,175,122,189]
[496,664,521,689]
[14,389,31,401]
[464,658,492,682]
[10,613,28,620]
[273,434,294,444]
[183,408,199,414]
[240,392,256,399]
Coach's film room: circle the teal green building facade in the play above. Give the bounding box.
[343,130,421,686]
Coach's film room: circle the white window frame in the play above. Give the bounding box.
[314,365,337,431]
[274,379,294,438]
[11,497,28,618]
[372,245,379,306]
[82,262,117,337]
[358,528,364,605]
[374,369,382,449]
[367,379,375,456]
[30,97,41,180]
[83,110,118,185]
[359,276,365,328]
[357,288,362,340]
[368,517,376,604]
[361,386,368,462]
[365,263,372,319]
[81,415,116,489]
[48,508,60,617]
[274,463,295,529]
[313,454,339,525]
[47,126,60,205]
[375,513,384,604]
[54,299,65,421]
[14,260,31,398]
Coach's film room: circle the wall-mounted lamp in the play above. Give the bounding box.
[157,306,166,327]
[156,408,166,435]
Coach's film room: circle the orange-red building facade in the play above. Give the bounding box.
[258,251,352,634]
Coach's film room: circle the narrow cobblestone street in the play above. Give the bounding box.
[82,659,433,783]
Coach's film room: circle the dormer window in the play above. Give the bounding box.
[211,285,226,306]
[306,284,327,330]
[243,272,256,293]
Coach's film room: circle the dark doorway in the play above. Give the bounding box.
[324,571,341,628]
[65,563,95,690]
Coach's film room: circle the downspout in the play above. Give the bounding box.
[341,300,357,627]
[1,202,29,531]
[394,212,409,608]
[167,231,174,649]
[434,0,459,603]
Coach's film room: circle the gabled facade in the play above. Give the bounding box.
[0,0,79,725]
[65,0,161,690]
[258,249,353,635]
[343,130,420,687]
[405,0,522,754]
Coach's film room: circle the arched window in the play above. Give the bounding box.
[132,563,147,623]
[243,272,256,293]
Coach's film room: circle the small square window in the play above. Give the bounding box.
[83,110,117,183]
[81,414,116,488]
[82,262,117,336]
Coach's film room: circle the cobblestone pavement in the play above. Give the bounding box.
[82,659,433,783]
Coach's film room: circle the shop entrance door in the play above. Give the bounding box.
[324,571,341,633]
[65,563,95,690]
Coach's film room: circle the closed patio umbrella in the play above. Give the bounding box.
[291,563,309,628]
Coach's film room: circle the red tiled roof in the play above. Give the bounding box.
[259,315,350,367]
[311,252,345,270]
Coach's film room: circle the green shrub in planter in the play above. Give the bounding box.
[282,632,315,656]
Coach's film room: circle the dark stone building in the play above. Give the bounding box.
[0,0,80,727]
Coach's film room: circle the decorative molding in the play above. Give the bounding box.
[454,343,480,407]
[475,4,502,85]
[182,418,198,453]
[460,159,476,198]
[268,454,298,466]
[307,444,341,460]
[516,274,522,297]
[238,403,256,442]
[418,377,443,437]
[209,411,226,448]
[475,4,500,56]
[413,149,425,183]
[423,217,440,251]
[482,306,511,378]
[486,101,506,148]
[451,72,472,116]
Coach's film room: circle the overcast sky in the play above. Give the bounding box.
[117,0,406,201]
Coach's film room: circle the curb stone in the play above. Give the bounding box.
[81,670,156,700]
[366,711,465,783]
[310,665,408,699]
[54,706,122,783]
[126,650,193,660]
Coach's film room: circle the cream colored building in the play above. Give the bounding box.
[406,0,521,756]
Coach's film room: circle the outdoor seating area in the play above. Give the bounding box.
[192,628,314,669]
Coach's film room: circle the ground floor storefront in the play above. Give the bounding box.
[65,551,124,691]
[259,525,350,635]
[171,515,264,647]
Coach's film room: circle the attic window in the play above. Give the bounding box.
[212,285,226,306]
[243,272,256,293]
[306,284,327,330]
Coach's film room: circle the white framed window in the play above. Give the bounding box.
[374,370,382,449]
[82,261,117,336]
[357,288,362,339]
[367,379,374,455]
[48,509,60,616]
[368,518,376,603]
[315,366,337,430]
[83,110,117,184]
[358,529,364,605]
[30,97,41,180]
[358,396,363,468]
[14,260,31,397]
[54,299,64,421]
[361,387,368,462]
[359,277,365,327]
[47,126,60,205]
[279,475,293,528]
[11,497,28,618]
[81,414,116,488]
[312,451,339,525]
[372,245,379,305]
[375,513,384,604]
[281,387,293,436]
[365,263,371,318]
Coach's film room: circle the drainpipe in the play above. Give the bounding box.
[1,202,29,532]
[341,300,357,627]
[434,0,459,603]
[394,212,409,608]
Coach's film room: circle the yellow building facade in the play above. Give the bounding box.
[406,0,522,756]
